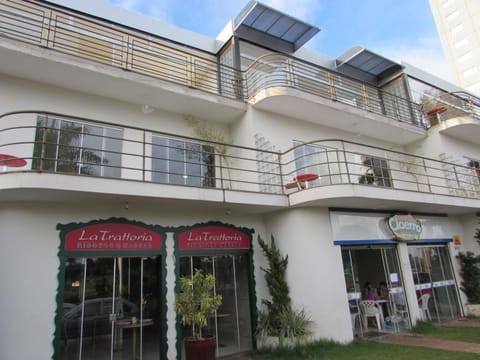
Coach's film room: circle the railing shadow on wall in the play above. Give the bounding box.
[1,111,479,201]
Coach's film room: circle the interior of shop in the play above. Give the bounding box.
[59,256,162,360]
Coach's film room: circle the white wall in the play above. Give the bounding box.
[0,201,268,360]
[265,208,353,343]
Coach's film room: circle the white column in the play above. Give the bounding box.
[396,242,421,323]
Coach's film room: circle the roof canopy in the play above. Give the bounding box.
[233,1,319,53]
[336,46,404,85]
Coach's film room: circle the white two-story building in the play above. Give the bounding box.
[1,1,480,359]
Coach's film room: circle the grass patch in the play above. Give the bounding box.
[254,340,480,360]
[411,321,480,344]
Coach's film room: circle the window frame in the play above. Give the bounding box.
[151,135,215,187]
[32,116,123,177]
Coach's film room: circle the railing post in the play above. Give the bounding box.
[278,152,286,194]
[219,154,224,190]
[327,72,336,100]
[42,9,55,48]
[362,84,369,111]
[142,130,146,182]
[122,35,132,70]
[286,58,294,88]
[341,142,352,184]
[39,115,48,171]
[423,158,432,194]
[453,164,461,195]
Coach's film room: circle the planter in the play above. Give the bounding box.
[184,336,216,360]
[465,304,480,317]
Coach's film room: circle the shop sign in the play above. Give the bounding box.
[65,223,162,251]
[179,225,250,250]
[387,214,422,241]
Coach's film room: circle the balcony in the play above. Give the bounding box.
[1,0,425,140]
[1,111,479,214]
[421,91,480,144]
[245,53,426,144]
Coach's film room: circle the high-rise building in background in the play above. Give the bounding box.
[430,0,480,95]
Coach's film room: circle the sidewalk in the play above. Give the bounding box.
[377,318,480,354]
[221,318,480,359]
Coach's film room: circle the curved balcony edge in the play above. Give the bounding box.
[249,86,427,145]
[288,183,480,215]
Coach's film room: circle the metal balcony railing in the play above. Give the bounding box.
[244,54,423,126]
[420,91,480,126]
[1,0,424,127]
[0,0,244,99]
[1,111,479,201]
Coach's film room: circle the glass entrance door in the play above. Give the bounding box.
[342,246,410,333]
[179,255,252,358]
[60,256,161,360]
[408,245,461,321]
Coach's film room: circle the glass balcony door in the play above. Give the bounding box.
[60,257,161,360]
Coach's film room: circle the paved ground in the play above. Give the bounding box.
[220,318,480,359]
[378,318,480,355]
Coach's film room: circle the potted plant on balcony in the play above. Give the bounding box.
[175,269,222,360]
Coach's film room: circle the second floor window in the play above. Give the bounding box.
[32,116,122,177]
[359,156,392,187]
[469,160,480,180]
[151,136,215,187]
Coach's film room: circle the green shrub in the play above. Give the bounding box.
[457,251,480,304]
[256,235,313,348]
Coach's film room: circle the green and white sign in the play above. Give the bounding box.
[387,214,422,241]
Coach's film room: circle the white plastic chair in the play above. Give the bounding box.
[360,300,382,330]
[418,293,431,320]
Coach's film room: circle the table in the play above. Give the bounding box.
[115,318,153,360]
[0,153,27,171]
[426,106,447,125]
[294,173,319,189]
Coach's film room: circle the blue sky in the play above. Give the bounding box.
[103,0,452,81]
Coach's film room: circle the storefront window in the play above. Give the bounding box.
[176,223,254,358]
[59,256,161,360]
[33,116,122,177]
[342,246,409,333]
[408,245,461,322]
[151,136,215,187]
[56,219,165,360]
[179,255,252,357]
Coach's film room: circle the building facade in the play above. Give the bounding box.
[1,1,480,359]
[430,0,480,95]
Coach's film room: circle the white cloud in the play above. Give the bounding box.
[378,35,453,83]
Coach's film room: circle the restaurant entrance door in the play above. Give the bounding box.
[342,246,410,333]
[59,256,162,360]
[408,245,462,321]
[179,255,253,358]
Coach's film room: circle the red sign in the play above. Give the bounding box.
[179,226,250,251]
[65,223,162,251]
